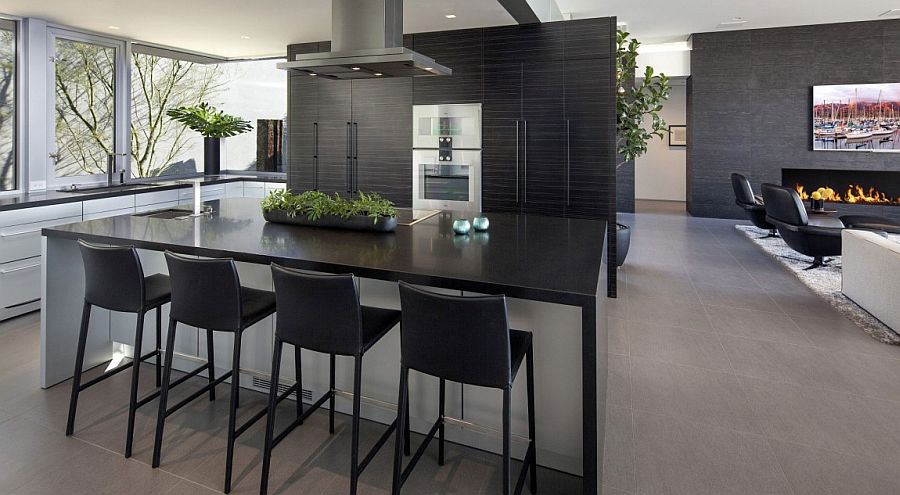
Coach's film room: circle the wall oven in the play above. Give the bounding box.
[412,104,481,211]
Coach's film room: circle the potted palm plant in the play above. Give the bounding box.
[616,29,671,266]
[167,103,253,175]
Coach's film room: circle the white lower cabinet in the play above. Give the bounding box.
[0,256,42,319]
[242,181,266,198]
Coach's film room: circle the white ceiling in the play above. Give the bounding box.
[556,0,900,44]
[0,0,514,58]
[4,0,900,57]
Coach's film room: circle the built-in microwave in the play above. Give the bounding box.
[412,104,482,211]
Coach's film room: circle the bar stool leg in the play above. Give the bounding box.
[404,391,410,456]
[65,301,92,436]
[526,347,537,494]
[502,387,511,495]
[391,366,409,495]
[260,337,283,495]
[152,318,178,468]
[155,306,162,388]
[295,346,303,421]
[125,310,147,458]
[206,329,216,401]
[350,355,363,495]
[329,353,336,434]
[438,378,445,466]
[224,333,243,494]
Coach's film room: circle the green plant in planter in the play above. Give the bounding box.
[166,103,252,138]
[617,29,671,164]
[261,190,397,223]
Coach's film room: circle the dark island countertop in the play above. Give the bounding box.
[0,174,285,212]
[42,197,607,305]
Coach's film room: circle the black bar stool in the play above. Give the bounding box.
[67,240,170,458]
[152,252,276,494]
[259,264,402,495]
[392,282,537,495]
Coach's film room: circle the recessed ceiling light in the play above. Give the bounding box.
[374,73,383,76]
[879,9,900,17]
[351,67,361,70]
[107,25,120,30]
[445,14,457,19]
[240,35,251,39]
[716,17,748,28]
[424,67,433,71]
[309,73,317,76]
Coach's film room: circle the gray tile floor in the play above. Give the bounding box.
[1,200,899,494]
[606,200,900,495]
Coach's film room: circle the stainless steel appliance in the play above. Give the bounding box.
[412,104,481,211]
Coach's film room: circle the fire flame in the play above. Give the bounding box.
[795,184,895,204]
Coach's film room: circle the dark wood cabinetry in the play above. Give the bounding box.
[287,75,412,206]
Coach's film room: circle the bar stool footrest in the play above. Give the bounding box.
[401,416,444,484]
[273,389,334,448]
[165,369,232,417]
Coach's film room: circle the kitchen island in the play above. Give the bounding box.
[41,197,608,493]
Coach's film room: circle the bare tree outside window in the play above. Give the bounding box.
[0,28,16,190]
[130,54,224,177]
[53,41,225,180]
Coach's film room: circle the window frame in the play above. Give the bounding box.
[0,17,19,194]
[45,27,129,187]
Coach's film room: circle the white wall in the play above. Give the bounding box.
[634,80,686,201]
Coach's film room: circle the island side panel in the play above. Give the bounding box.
[41,235,112,388]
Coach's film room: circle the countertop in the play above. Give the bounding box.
[42,197,607,305]
[0,174,285,212]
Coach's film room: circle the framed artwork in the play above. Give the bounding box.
[669,125,687,146]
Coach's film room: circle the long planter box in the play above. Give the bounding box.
[263,209,397,232]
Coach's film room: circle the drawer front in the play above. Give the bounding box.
[0,202,82,228]
[265,182,286,194]
[0,257,42,310]
[201,184,226,198]
[135,189,179,207]
[0,215,82,264]
[82,195,135,215]
[243,182,266,198]
[83,207,134,221]
[225,182,244,197]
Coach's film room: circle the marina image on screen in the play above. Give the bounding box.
[813,83,900,151]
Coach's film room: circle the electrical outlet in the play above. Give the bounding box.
[29,180,47,191]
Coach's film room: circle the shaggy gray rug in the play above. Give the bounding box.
[736,225,900,345]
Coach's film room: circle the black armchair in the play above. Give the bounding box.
[761,183,843,269]
[731,173,777,237]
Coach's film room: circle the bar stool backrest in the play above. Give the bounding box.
[271,264,362,356]
[398,281,512,389]
[78,239,146,313]
[165,251,242,331]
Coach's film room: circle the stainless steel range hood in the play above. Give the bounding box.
[278,0,451,80]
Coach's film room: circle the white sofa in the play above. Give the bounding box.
[842,229,900,333]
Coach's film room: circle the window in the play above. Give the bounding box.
[0,19,15,191]
[49,30,126,185]
[218,59,287,173]
[130,51,224,178]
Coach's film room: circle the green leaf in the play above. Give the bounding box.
[166,102,253,138]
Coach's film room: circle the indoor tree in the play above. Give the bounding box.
[615,29,671,265]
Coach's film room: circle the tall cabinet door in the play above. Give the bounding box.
[482,61,523,213]
[316,79,352,196]
[522,60,566,217]
[352,78,413,207]
[287,76,318,192]
[565,58,613,219]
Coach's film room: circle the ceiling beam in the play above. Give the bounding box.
[497,0,541,24]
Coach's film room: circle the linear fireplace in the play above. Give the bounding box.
[782,168,900,206]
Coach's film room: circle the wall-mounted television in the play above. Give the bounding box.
[813,83,900,151]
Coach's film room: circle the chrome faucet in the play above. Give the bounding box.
[107,153,129,186]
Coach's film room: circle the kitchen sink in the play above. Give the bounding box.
[132,209,194,220]
[57,182,165,193]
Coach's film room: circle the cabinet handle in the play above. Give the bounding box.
[516,120,520,205]
[0,227,41,238]
[523,120,528,206]
[353,122,359,193]
[313,122,319,189]
[566,120,571,207]
[346,122,352,193]
[0,262,40,274]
